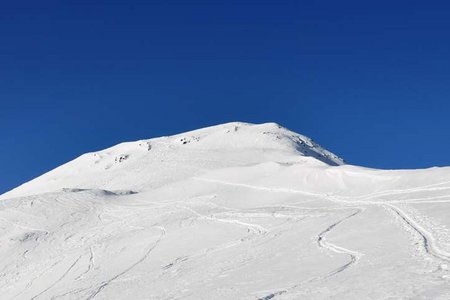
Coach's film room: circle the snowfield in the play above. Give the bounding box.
[1,122,450,299]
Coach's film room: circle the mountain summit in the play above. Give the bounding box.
[1,122,343,199]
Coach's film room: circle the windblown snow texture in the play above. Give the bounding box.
[1,122,450,299]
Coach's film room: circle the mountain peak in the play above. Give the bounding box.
[168,122,343,164]
[1,122,343,199]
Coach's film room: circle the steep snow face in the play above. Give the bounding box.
[2,122,450,299]
[0,122,343,199]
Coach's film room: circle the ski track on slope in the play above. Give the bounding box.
[11,260,62,299]
[48,248,97,299]
[85,226,166,300]
[193,177,323,198]
[317,209,363,278]
[74,246,95,281]
[390,195,450,204]
[341,180,450,201]
[383,203,450,262]
[179,205,268,234]
[326,196,450,262]
[195,177,450,201]
[255,208,364,300]
[30,256,83,300]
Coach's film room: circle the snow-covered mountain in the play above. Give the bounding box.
[1,122,450,299]
[0,122,343,199]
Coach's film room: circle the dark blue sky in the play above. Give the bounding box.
[2,0,450,194]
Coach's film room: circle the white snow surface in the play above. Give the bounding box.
[1,122,450,299]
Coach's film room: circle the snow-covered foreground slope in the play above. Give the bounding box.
[1,122,450,299]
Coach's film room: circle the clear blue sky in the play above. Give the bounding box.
[1,0,450,194]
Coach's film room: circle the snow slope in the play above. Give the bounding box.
[1,122,450,299]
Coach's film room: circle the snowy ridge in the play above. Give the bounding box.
[1,122,450,299]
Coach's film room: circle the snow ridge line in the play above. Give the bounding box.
[344,181,450,200]
[193,177,323,197]
[194,177,450,201]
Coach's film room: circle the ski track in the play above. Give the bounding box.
[195,177,450,201]
[339,180,450,201]
[193,177,323,198]
[85,226,166,300]
[256,208,363,300]
[30,255,83,300]
[179,205,268,234]
[11,260,62,300]
[74,246,95,281]
[382,203,450,262]
[327,196,450,263]
[317,209,363,278]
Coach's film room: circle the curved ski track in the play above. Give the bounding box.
[317,209,363,277]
